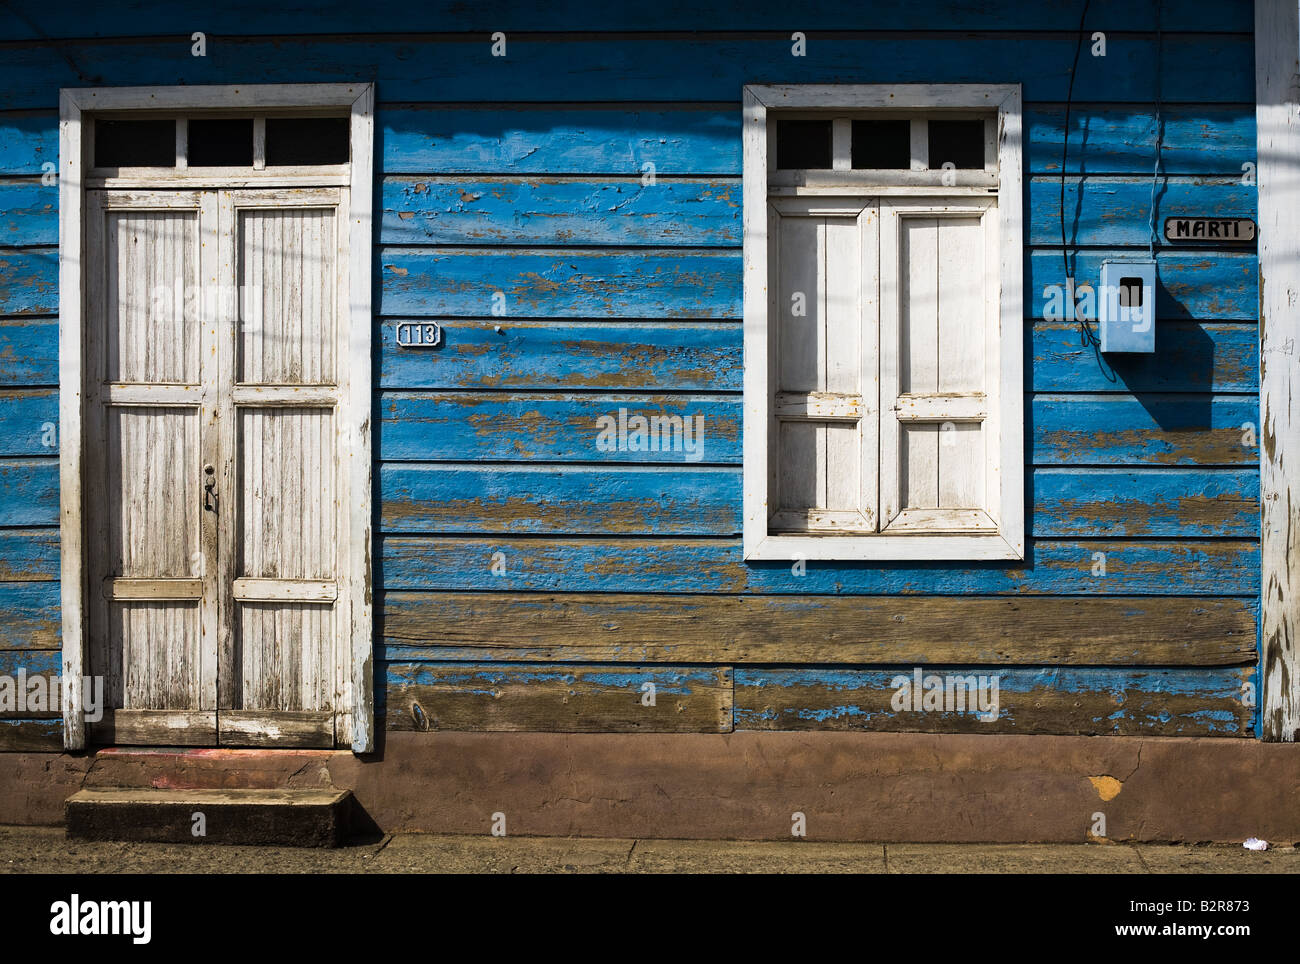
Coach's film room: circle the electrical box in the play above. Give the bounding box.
[1099,258,1157,353]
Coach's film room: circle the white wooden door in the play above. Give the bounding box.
[86,188,349,747]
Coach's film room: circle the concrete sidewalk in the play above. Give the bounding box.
[0,826,1296,873]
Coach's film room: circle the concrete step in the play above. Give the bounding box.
[65,787,352,848]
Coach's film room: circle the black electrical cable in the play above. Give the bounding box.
[1060,0,1097,349]
[1148,0,1163,259]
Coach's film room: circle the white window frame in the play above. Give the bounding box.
[742,84,1024,561]
[57,83,376,751]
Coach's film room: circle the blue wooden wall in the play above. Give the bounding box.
[0,0,1261,746]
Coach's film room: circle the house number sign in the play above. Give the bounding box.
[394,321,443,348]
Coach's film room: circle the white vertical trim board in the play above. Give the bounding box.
[1256,0,1300,742]
[345,83,376,753]
[57,90,86,749]
[741,84,1024,562]
[57,84,376,752]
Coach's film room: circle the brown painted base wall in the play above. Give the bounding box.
[3,732,1298,843]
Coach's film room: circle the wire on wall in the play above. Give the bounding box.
[1060,0,1097,349]
[1147,0,1164,259]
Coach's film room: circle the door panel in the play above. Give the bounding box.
[222,189,344,745]
[238,206,337,384]
[104,209,202,384]
[238,408,336,580]
[86,191,218,743]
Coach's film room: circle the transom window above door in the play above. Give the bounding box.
[770,111,995,184]
[742,85,1025,562]
[88,113,351,182]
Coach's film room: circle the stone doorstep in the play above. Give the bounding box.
[65,787,353,848]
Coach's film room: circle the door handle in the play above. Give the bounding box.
[204,464,217,513]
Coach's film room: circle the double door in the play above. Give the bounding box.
[85,187,350,747]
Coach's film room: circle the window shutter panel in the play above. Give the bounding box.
[879,199,999,533]
[768,202,879,533]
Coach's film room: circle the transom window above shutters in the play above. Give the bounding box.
[743,86,1024,561]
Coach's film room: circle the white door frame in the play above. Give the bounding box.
[1255,2,1300,742]
[58,83,376,752]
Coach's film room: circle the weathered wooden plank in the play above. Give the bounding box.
[0,34,1254,112]
[377,391,1255,466]
[0,582,60,650]
[1029,321,1257,393]
[1028,177,1257,246]
[384,249,1262,322]
[380,105,740,175]
[0,649,61,677]
[378,537,1259,595]
[5,246,1260,322]
[0,181,56,247]
[0,719,61,751]
[0,248,56,315]
[0,114,56,176]
[1032,395,1260,465]
[0,459,56,526]
[0,389,58,452]
[0,319,57,385]
[0,651,64,731]
[380,464,738,535]
[0,1,1252,39]
[376,463,1254,538]
[380,103,1253,178]
[1028,250,1256,321]
[1031,468,1257,537]
[91,710,216,746]
[381,177,740,246]
[1025,105,1255,175]
[376,319,1252,394]
[381,175,1255,248]
[218,711,334,748]
[384,663,733,733]
[378,392,739,461]
[0,529,59,581]
[379,247,741,319]
[378,320,741,392]
[379,592,1258,665]
[733,666,1256,736]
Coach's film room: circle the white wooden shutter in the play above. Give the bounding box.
[879,199,1000,533]
[767,199,878,533]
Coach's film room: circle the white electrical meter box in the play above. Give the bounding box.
[1099,258,1157,353]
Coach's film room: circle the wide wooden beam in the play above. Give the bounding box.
[1256,0,1300,741]
[381,593,1257,666]
[386,664,733,733]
